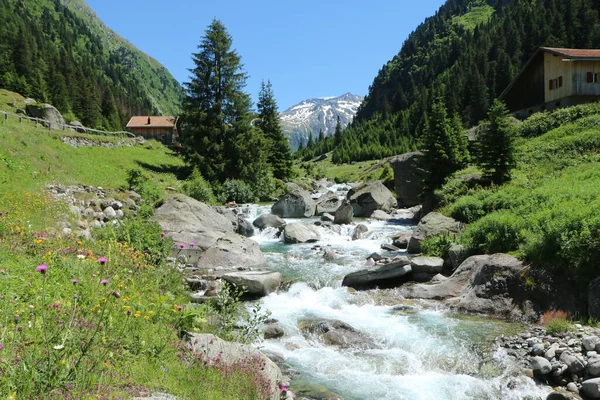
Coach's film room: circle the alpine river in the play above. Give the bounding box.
[244,197,551,400]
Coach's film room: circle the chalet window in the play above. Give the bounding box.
[587,72,600,83]
[549,77,563,90]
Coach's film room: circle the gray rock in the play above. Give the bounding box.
[299,318,376,349]
[334,200,354,225]
[25,103,65,130]
[582,378,600,399]
[152,194,234,249]
[90,220,103,229]
[196,232,265,269]
[370,210,392,221]
[323,246,337,261]
[264,323,285,339]
[222,270,281,297]
[283,223,320,244]
[83,207,95,219]
[342,257,411,290]
[545,343,560,360]
[381,244,401,252]
[133,393,177,400]
[103,206,117,220]
[62,227,72,236]
[347,181,397,217]
[237,217,254,237]
[271,183,316,218]
[590,277,600,321]
[351,224,368,241]
[560,351,586,373]
[392,232,412,249]
[410,256,444,274]
[128,190,142,203]
[407,212,461,254]
[448,244,469,271]
[400,254,537,321]
[531,343,546,356]
[430,274,448,284]
[115,210,124,219]
[77,229,92,241]
[321,213,335,223]
[567,382,579,393]
[583,336,600,352]
[315,192,342,215]
[589,357,600,377]
[253,213,286,230]
[111,200,123,210]
[390,151,425,207]
[188,333,285,399]
[531,356,552,375]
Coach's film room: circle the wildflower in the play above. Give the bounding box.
[0,344,3,350]
[161,232,166,237]
[126,309,132,316]
[53,344,64,351]
[97,257,107,265]
[177,305,183,312]
[279,384,289,393]
[77,254,85,260]
[179,243,185,249]
[112,291,121,299]
[189,242,195,248]
[72,279,79,285]
[101,279,109,286]
[35,264,48,275]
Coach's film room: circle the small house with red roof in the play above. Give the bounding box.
[500,47,600,118]
[126,116,178,144]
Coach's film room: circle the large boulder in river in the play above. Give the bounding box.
[152,194,233,249]
[400,254,536,321]
[342,256,412,290]
[315,192,342,215]
[26,103,65,130]
[283,223,320,244]
[188,333,285,399]
[196,232,265,268]
[222,270,281,296]
[390,151,426,207]
[347,181,397,217]
[589,277,600,321]
[299,318,377,349]
[407,212,461,254]
[253,213,286,230]
[271,183,316,218]
[333,200,353,225]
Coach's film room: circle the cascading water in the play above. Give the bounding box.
[244,204,550,400]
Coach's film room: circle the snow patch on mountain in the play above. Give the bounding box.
[280,93,363,150]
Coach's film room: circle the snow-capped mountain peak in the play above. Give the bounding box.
[280,93,363,149]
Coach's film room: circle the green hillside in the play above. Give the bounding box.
[325,0,600,163]
[0,0,183,131]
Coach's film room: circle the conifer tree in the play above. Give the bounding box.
[257,80,293,180]
[421,99,469,191]
[318,128,324,141]
[477,99,516,184]
[334,116,342,146]
[180,19,255,183]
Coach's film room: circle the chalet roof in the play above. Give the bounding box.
[126,116,177,129]
[542,47,600,60]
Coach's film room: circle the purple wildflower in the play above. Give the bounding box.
[71,279,79,285]
[189,242,195,248]
[179,243,185,249]
[101,279,108,286]
[97,257,107,265]
[161,232,166,237]
[112,291,121,299]
[36,264,48,275]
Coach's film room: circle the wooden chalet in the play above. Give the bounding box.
[126,116,178,144]
[500,47,600,118]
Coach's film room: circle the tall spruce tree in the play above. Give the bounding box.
[477,99,516,184]
[334,116,342,146]
[180,19,255,183]
[421,99,469,191]
[257,80,293,180]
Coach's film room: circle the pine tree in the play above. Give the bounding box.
[256,80,293,180]
[334,116,342,146]
[180,19,254,183]
[318,128,324,141]
[421,99,469,191]
[477,99,516,184]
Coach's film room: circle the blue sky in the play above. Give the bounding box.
[86,0,446,110]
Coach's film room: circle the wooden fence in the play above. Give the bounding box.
[0,110,134,137]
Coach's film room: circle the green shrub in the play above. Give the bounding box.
[519,102,600,138]
[449,195,486,223]
[248,168,276,202]
[421,234,455,259]
[221,179,254,203]
[545,318,571,335]
[126,168,148,190]
[182,168,214,203]
[461,211,524,254]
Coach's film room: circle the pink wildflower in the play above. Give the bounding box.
[179,243,185,249]
[71,279,79,285]
[36,264,48,275]
[101,279,108,286]
[189,242,195,248]
[97,257,107,265]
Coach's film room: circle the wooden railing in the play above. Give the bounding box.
[0,110,134,137]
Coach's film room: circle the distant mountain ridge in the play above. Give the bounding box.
[280,93,363,150]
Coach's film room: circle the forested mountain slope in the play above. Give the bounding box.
[0,0,183,130]
[331,0,600,163]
